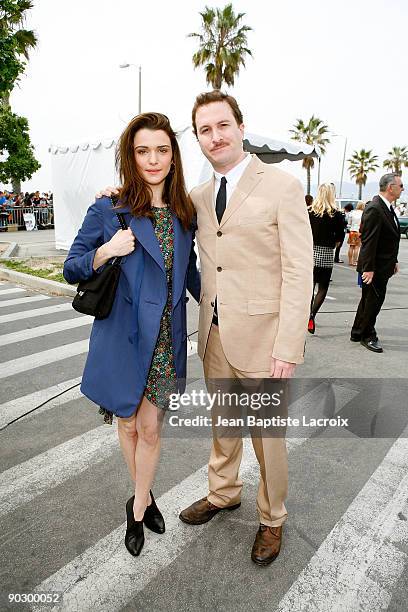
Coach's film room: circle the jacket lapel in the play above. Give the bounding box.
[376,196,400,236]
[172,214,190,308]
[129,215,166,272]
[201,177,219,228]
[219,156,264,227]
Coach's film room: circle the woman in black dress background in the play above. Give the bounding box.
[307,183,345,334]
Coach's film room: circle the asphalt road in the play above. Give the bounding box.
[0,239,407,612]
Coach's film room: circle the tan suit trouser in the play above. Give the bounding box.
[203,324,288,528]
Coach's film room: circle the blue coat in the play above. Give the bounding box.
[63,197,201,417]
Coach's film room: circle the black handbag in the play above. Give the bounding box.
[72,209,129,319]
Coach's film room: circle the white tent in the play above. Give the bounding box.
[50,130,318,250]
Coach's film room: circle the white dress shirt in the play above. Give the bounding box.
[213,153,252,207]
[379,194,398,226]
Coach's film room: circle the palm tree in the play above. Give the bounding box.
[289,116,330,195]
[188,3,252,89]
[348,149,379,199]
[0,0,38,107]
[383,146,408,175]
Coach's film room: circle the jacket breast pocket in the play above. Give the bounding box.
[247,299,280,315]
[238,210,272,225]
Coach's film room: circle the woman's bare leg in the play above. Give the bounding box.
[348,245,354,265]
[117,411,139,484]
[133,396,164,520]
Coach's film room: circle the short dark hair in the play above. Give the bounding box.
[192,90,243,137]
[379,173,400,191]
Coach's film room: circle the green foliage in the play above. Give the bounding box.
[289,116,330,195]
[0,260,68,284]
[348,149,379,199]
[0,34,24,97]
[189,3,253,89]
[0,108,40,183]
[383,146,408,175]
[0,0,37,100]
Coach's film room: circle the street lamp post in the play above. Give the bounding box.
[333,134,348,198]
[119,63,142,114]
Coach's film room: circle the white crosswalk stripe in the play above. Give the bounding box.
[0,339,89,379]
[0,287,27,295]
[29,385,356,611]
[0,294,50,308]
[0,377,82,430]
[0,383,353,520]
[276,431,408,612]
[0,426,117,517]
[2,284,407,611]
[0,315,92,347]
[0,301,73,323]
[32,440,257,612]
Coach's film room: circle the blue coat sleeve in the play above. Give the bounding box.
[63,200,105,284]
[186,216,201,302]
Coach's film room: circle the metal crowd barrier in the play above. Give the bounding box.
[0,206,54,230]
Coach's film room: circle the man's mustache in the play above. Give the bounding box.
[211,143,228,151]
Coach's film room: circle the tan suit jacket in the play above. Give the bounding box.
[190,154,313,372]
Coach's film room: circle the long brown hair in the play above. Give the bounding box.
[115,112,194,230]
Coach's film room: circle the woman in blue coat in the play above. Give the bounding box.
[64,113,200,557]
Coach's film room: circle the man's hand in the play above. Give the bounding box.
[270,357,296,379]
[96,186,120,199]
[394,263,399,275]
[362,271,374,284]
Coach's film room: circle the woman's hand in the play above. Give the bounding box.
[105,228,136,258]
[93,229,136,270]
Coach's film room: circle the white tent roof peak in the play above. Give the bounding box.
[49,137,117,155]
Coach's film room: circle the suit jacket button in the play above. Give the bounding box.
[217,231,222,237]
[211,301,215,307]
[217,266,222,272]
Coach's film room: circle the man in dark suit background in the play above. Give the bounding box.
[351,173,403,352]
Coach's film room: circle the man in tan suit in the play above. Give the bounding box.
[179,91,313,566]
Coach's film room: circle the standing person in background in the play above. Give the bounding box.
[351,173,402,353]
[307,184,344,334]
[347,201,365,266]
[335,202,353,263]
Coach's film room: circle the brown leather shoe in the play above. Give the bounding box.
[179,497,241,525]
[251,524,283,566]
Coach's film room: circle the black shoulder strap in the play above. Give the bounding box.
[116,212,128,230]
[110,195,128,230]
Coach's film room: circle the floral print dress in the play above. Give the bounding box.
[144,206,176,410]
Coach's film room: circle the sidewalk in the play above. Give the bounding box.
[0,228,62,258]
[0,229,72,296]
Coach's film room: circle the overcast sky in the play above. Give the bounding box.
[5,0,407,195]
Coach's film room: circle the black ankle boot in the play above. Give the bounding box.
[125,496,144,556]
[144,490,165,534]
